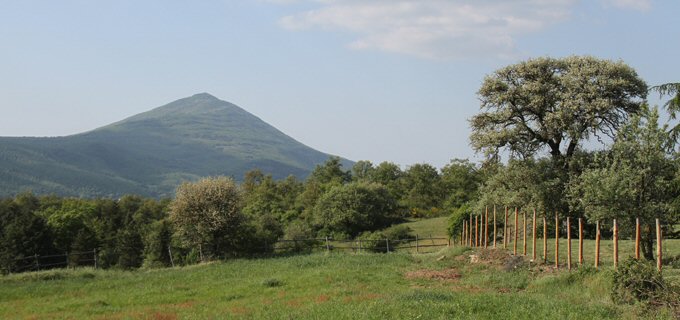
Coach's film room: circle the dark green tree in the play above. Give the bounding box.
[312,182,398,238]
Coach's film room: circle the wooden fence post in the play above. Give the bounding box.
[532,209,537,261]
[168,245,174,267]
[484,207,489,249]
[595,221,600,270]
[567,217,572,271]
[469,219,473,247]
[555,213,559,269]
[359,240,362,253]
[514,208,518,255]
[475,215,479,248]
[504,207,509,249]
[416,234,419,253]
[326,236,330,252]
[613,219,618,269]
[493,205,497,248]
[656,219,662,272]
[578,218,583,266]
[34,254,39,270]
[94,249,98,269]
[386,238,390,253]
[635,218,640,260]
[543,215,547,264]
[461,223,465,247]
[523,211,527,256]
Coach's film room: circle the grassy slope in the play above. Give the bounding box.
[2,245,678,319]
[400,216,449,236]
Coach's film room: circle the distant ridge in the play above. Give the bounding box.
[0,93,352,198]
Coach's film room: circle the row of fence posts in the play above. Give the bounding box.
[10,249,98,273]
[460,206,665,272]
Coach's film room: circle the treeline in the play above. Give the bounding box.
[0,157,481,273]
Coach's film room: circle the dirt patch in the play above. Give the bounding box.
[468,249,527,271]
[285,298,303,308]
[315,294,330,303]
[405,269,461,281]
[229,306,250,315]
[148,312,178,320]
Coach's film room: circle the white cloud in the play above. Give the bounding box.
[276,0,577,60]
[600,0,651,11]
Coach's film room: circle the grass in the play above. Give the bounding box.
[2,244,678,319]
[399,216,449,236]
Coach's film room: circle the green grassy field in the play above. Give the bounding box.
[399,216,449,236]
[2,243,678,319]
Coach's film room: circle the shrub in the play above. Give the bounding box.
[611,258,674,306]
[261,278,283,287]
[383,225,413,240]
[357,231,388,253]
[280,221,318,253]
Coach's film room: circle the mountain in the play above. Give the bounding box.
[0,93,351,198]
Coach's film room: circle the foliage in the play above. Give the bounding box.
[440,159,482,211]
[447,202,471,237]
[312,182,399,238]
[611,258,679,310]
[169,176,247,260]
[651,82,680,143]
[356,231,389,253]
[402,163,444,217]
[569,107,678,259]
[473,158,566,215]
[471,55,647,165]
[0,193,55,274]
[382,225,413,240]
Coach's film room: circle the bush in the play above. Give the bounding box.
[357,231,389,253]
[447,203,470,237]
[611,258,676,307]
[262,278,283,287]
[383,225,413,240]
[280,221,318,253]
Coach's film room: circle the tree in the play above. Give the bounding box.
[440,159,482,211]
[312,182,398,238]
[370,161,406,202]
[0,193,54,273]
[650,82,680,140]
[569,107,678,259]
[470,56,647,168]
[169,176,246,260]
[351,160,375,182]
[402,163,444,217]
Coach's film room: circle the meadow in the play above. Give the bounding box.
[2,225,678,319]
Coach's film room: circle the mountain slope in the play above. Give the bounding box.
[0,93,350,198]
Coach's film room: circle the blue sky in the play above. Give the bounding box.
[0,0,678,168]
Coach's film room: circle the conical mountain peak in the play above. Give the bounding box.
[0,94,351,198]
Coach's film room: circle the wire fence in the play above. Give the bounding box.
[460,207,670,272]
[9,250,97,273]
[269,235,451,254]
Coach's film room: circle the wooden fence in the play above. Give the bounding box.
[460,206,667,271]
[270,236,451,254]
